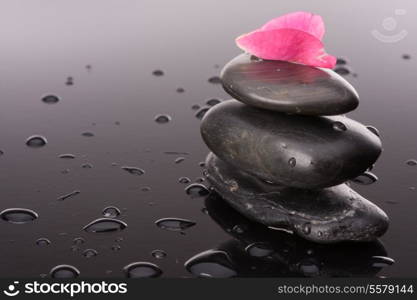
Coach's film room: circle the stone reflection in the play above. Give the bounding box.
[185,194,390,278]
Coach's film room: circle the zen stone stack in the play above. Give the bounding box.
[200,53,389,243]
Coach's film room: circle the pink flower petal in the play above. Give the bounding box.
[261,11,325,40]
[236,28,336,69]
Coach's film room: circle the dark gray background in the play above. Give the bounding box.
[0,0,416,277]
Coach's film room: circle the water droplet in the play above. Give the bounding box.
[178,177,191,184]
[406,159,417,166]
[57,190,80,201]
[206,98,221,106]
[176,87,185,93]
[298,259,320,277]
[83,218,127,233]
[208,76,221,84]
[0,208,38,224]
[50,264,80,278]
[302,223,311,235]
[73,237,85,245]
[336,57,348,65]
[102,206,121,218]
[155,218,196,231]
[36,238,51,246]
[141,186,151,192]
[332,121,347,132]
[152,70,164,76]
[195,177,205,183]
[232,224,245,234]
[58,153,76,159]
[61,169,70,174]
[151,249,167,259]
[42,94,60,104]
[288,157,296,167]
[195,107,210,119]
[154,114,171,124]
[366,125,380,137]
[191,104,200,110]
[83,249,98,258]
[81,163,93,169]
[65,76,74,86]
[245,243,274,257]
[26,135,47,148]
[185,250,236,278]
[123,262,162,278]
[185,183,210,197]
[175,157,185,164]
[71,245,80,252]
[81,132,94,137]
[111,244,121,251]
[351,171,378,185]
[334,66,351,76]
[121,166,145,176]
[85,64,92,71]
[402,54,411,60]
[371,256,395,268]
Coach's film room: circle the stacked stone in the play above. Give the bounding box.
[200,54,389,243]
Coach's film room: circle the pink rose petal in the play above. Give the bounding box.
[235,12,336,68]
[261,11,325,40]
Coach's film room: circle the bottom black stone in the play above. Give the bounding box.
[205,152,389,243]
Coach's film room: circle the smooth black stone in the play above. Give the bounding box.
[201,100,381,189]
[188,194,389,277]
[205,153,389,243]
[221,54,359,115]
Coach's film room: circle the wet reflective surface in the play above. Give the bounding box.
[0,0,416,277]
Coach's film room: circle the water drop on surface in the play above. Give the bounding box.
[206,98,221,106]
[73,237,85,245]
[102,206,121,218]
[155,218,196,231]
[81,163,93,169]
[336,57,348,65]
[195,107,210,119]
[111,245,121,251]
[232,224,245,234]
[123,262,162,278]
[26,135,47,148]
[83,218,127,233]
[152,70,164,76]
[185,183,210,197]
[58,153,76,159]
[366,125,380,137]
[154,114,171,124]
[351,171,378,185]
[178,177,191,184]
[36,238,51,246]
[121,166,145,176]
[65,76,74,86]
[57,190,80,201]
[42,94,60,104]
[402,54,411,60]
[332,121,347,132]
[334,66,351,76]
[302,223,311,235]
[406,159,417,166]
[50,265,80,278]
[0,208,38,224]
[298,259,320,277]
[371,256,395,268]
[83,249,98,258]
[245,243,274,257]
[184,250,237,278]
[141,186,151,192]
[288,157,296,167]
[191,104,200,110]
[176,87,185,93]
[81,132,95,137]
[151,249,167,259]
[175,157,185,164]
[208,76,222,84]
